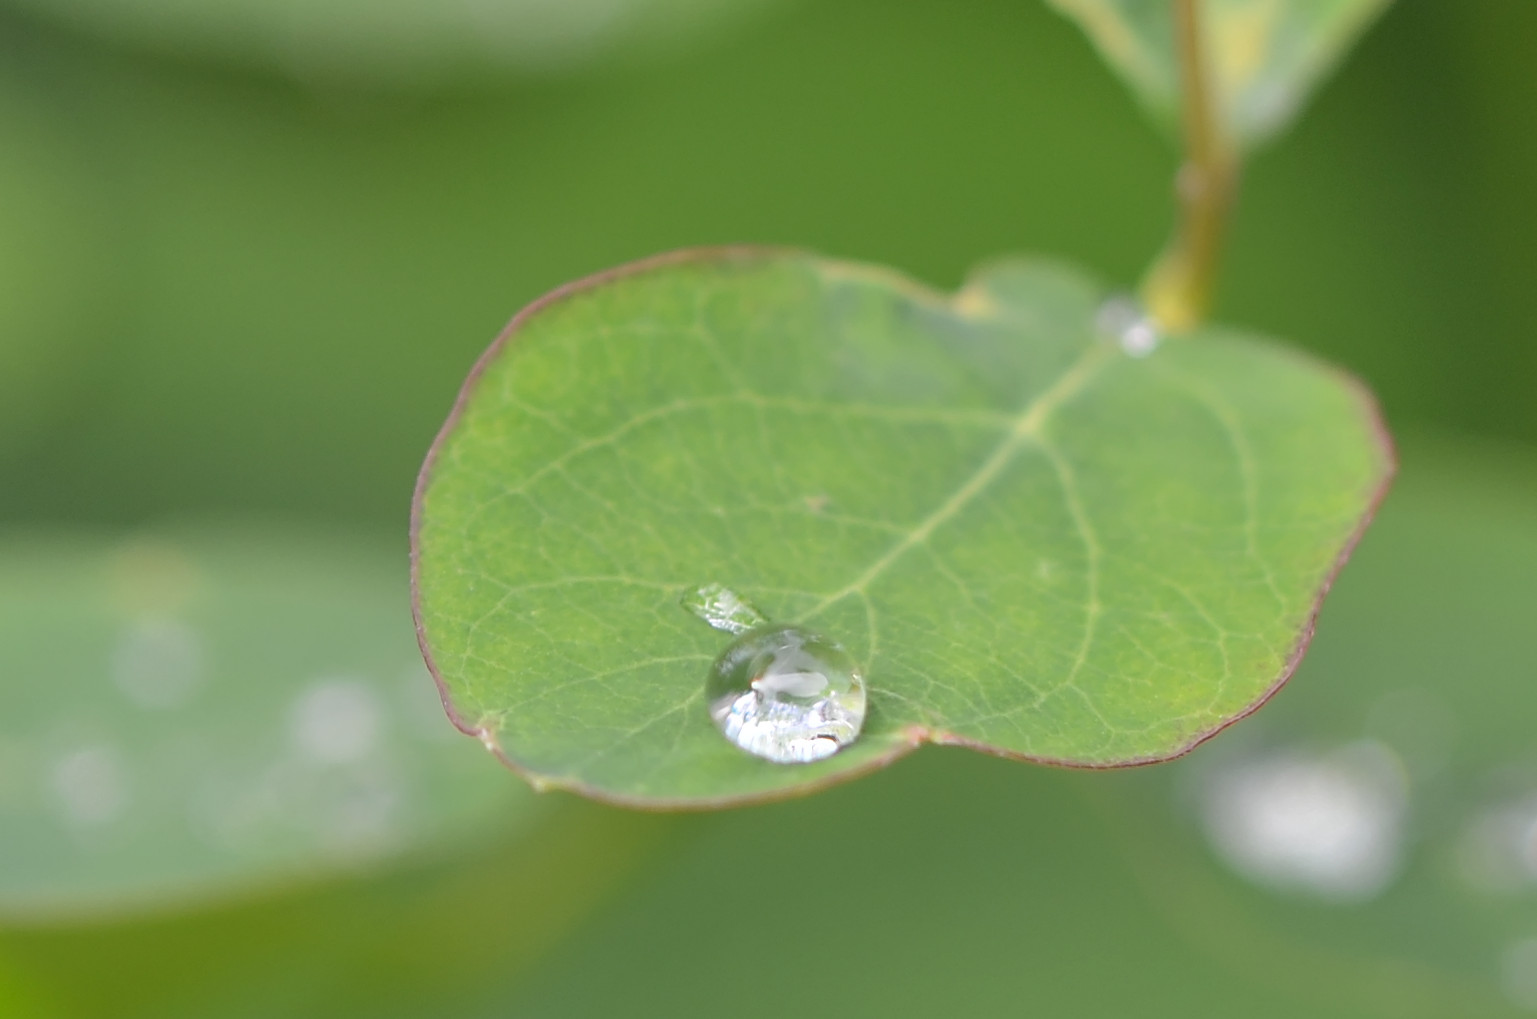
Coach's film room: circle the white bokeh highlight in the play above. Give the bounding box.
[51,745,130,827]
[290,677,384,765]
[111,617,204,709]
[1199,741,1409,901]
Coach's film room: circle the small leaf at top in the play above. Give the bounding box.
[1046,0,1392,148]
[412,249,1392,808]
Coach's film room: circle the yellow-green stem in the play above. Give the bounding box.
[1141,0,1239,332]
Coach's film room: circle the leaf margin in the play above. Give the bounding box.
[409,245,1396,810]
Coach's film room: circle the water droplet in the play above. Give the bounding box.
[1096,295,1160,357]
[681,582,768,636]
[707,624,866,764]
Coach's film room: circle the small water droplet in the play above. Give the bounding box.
[680,582,768,636]
[707,624,866,764]
[1096,295,1160,358]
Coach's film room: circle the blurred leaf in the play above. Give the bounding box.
[0,800,674,1019]
[1046,0,1392,148]
[0,526,527,921]
[412,250,1391,807]
[0,0,1163,529]
[0,89,104,457]
[0,0,775,83]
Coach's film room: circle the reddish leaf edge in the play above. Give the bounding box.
[409,245,1398,812]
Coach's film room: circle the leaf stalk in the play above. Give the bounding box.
[1141,0,1238,331]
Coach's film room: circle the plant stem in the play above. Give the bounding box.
[1141,0,1238,332]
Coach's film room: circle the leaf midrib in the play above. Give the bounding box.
[802,340,1113,642]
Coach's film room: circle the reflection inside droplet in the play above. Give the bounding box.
[707,624,866,764]
[1198,741,1408,901]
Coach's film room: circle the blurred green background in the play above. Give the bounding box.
[2,0,1536,1015]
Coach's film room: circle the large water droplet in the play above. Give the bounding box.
[707,624,866,764]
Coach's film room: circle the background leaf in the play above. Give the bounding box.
[0,89,105,459]
[1,801,672,1018]
[0,527,526,920]
[412,250,1391,807]
[1047,0,1392,148]
[10,1,1533,532]
[0,0,777,83]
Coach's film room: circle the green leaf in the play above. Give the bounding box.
[1046,0,1392,148]
[437,441,1535,1019]
[2,800,673,1017]
[412,249,1391,808]
[0,526,528,920]
[0,0,774,83]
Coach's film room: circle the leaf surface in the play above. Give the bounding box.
[0,527,527,920]
[412,249,1391,807]
[1046,0,1391,147]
